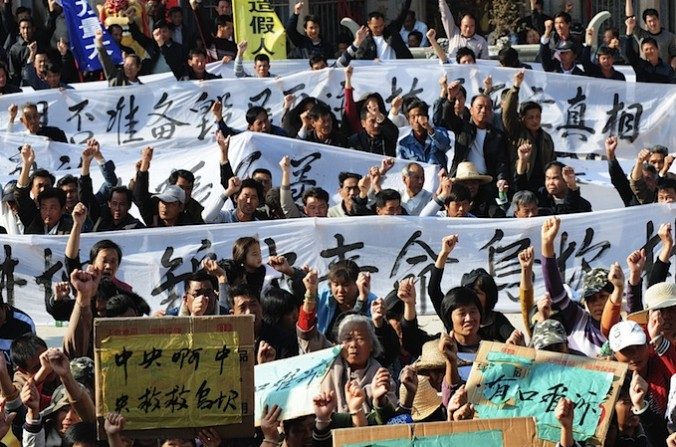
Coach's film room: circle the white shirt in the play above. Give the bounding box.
[373,35,396,60]
[401,189,433,216]
[467,128,488,174]
[400,20,429,47]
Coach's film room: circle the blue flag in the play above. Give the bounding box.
[61,0,123,72]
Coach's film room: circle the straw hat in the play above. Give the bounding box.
[414,339,446,373]
[410,376,442,421]
[451,162,493,184]
[628,282,676,325]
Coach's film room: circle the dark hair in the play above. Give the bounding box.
[308,102,333,120]
[303,14,320,27]
[44,60,61,75]
[367,11,384,21]
[455,47,476,63]
[228,284,257,308]
[168,169,194,186]
[405,10,416,20]
[650,145,669,156]
[642,8,659,22]
[596,45,615,57]
[125,53,141,66]
[407,30,423,43]
[254,53,270,64]
[232,236,260,266]
[106,294,134,317]
[261,287,297,326]
[375,189,401,210]
[460,12,476,23]
[10,334,47,369]
[89,239,123,265]
[657,177,676,192]
[0,62,8,77]
[15,6,31,16]
[183,269,217,292]
[440,287,483,327]
[252,168,272,179]
[168,6,182,15]
[63,422,97,447]
[188,48,207,59]
[641,36,658,49]
[239,178,264,203]
[308,54,327,67]
[554,11,571,24]
[544,160,566,173]
[108,186,133,204]
[56,174,77,189]
[30,169,55,189]
[18,16,33,27]
[328,260,359,284]
[97,277,125,302]
[643,163,657,176]
[245,106,268,125]
[338,172,361,187]
[107,24,123,34]
[37,186,66,207]
[445,183,471,205]
[302,187,329,205]
[460,268,498,311]
[215,14,233,27]
[470,93,491,107]
[405,99,428,117]
[603,26,619,39]
[498,47,520,68]
[519,101,542,117]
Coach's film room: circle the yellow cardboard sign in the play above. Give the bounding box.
[233,0,287,60]
[95,316,254,434]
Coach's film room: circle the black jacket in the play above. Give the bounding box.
[539,41,587,76]
[285,13,333,59]
[354,0,413,60]
[443,100,510,181]
[348,124,398,158]
[624,36,675,83]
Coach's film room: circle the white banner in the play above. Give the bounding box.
[0,204,673,325]
[0,63,672,156]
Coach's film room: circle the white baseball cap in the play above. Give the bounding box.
[609,320,646,352]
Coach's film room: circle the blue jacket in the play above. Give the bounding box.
[316,285,378,334]
[397,128,450,168]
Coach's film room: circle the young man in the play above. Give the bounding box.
[625,0,676,70]
[180,48,222,81]
[278,155,329,218]
[213,103,287,138]
[348,108,398,157]
[581,33,625,81]
[625,17,675,84]
[540,30,585,75]
[204,178,268,223]
[351,1,413,61]
[315,261,377,335]
[234,40,275,78]
[397,99,449,168]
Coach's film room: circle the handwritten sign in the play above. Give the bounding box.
[466,342,628,446]
[254,346,340,426]
[333,417,537,447]
[94,316,255,438]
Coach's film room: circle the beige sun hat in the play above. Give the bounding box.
[628,282,676,325]
[451,162,493,184]
[410,376,443,421]
[414,339,446,373]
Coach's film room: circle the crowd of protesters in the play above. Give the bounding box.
[0,0,675,446]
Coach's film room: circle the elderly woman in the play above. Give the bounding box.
[323,314,397,414]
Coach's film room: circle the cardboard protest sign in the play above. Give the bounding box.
[332,417,538,447]
[254,346,341,426]
[466,342,628,446]
[94,316,255,439]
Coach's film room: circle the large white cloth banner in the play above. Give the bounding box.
[0,204,673,325]
[0,133,440,211]
[0,64,672,155]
